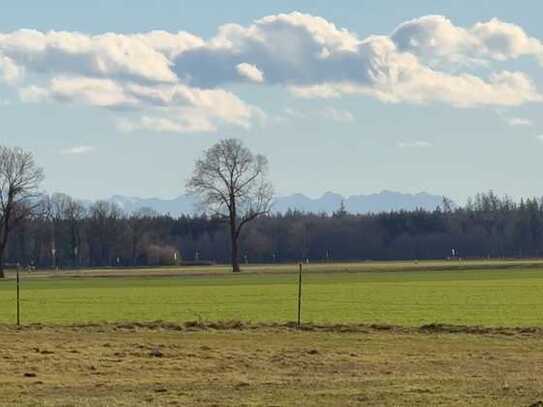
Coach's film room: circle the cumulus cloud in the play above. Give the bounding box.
[280,106,353,123]
[391,15,543,66]
[291,68,541,107]
[506,117,533,127]
[19,85,50,102]
[0,12,542,134]
[0,29,204,83]
[22,77,256,131]
[60,145,95,155]
[171,13,542,107]
[49,76,138,107]
[0,54,23,84]
[171,13,364,87]
[236,63,264,82]
[397,141,432,149]
[118,112,218,134]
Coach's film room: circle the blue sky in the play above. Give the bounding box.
[1,1,542,202]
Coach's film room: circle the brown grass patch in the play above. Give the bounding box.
[2,322,543,405]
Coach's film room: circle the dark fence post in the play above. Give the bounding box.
[297,263,303,329]
[16,269,20,327]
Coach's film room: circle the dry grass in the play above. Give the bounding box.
[2,323,543,406]
[5,258,543,280]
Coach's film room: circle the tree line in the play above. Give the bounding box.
[0,139,273,274]
[3,142,543,273]
[3,190,543,269]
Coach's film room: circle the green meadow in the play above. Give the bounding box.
[2,260,543,326]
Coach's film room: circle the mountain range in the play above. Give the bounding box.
[106,191,447,217]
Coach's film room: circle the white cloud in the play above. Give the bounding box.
[280,106,353,123]
[0,12,542,135]
[537,135,543,142]
[236,63,264,83]
[21,77,258,133]
[0,30,204,83]
[60,145,95,155]
[171,12,364,87]
[291,69,541,107]
[506,117,533,127]
[49,76,138,107]
[397,141,432,149]
[0,53,23,84]
[391,15,543,67]
[134,30,205,60]
[321,107,354,122]
[171,14,542,107]
[19,85,49,102]
[290,84,345,99]
[118,112,217,134]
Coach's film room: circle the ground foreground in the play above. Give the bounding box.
[2,323,543,406]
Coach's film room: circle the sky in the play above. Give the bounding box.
[0,1,542,203]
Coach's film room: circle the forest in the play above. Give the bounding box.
[3,191,543,269]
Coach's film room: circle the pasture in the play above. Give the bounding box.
[2,323,543,406]
[3,260,543,406]
[2,259,543,326]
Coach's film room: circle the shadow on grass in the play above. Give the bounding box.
[2,320,543,337]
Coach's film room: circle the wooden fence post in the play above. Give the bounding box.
[297,263,303,329]
[16,269,20,327]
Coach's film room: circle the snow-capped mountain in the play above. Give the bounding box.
[103,191,448,217]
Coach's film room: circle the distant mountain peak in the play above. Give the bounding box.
[322,191,343,199]
[103,190,448,217]
[273,191,446,215]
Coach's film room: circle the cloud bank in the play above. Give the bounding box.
[0,13,542,133]
[506,117,533,127]
[60,145,96,155]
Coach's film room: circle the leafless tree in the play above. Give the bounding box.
[87,201,123,267]
[44,193,86,268]
[63,196,86,267]
[0,146,44,277]
[127,207,158,265]
[186,139,273,272]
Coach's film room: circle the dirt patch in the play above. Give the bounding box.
[418,323,543,336]
[3,320,543,337]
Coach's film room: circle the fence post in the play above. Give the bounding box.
[16,269,20,327]
[297,262,303,329]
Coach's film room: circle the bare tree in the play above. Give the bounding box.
[87,201,124,267]
[0,146,44,277]
[127,207,158,266]
[186,139,273,272]
[63,195,86,268]
[42,193,86,268]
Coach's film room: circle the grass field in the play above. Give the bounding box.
[3,260,543,406]
[2,260,543,326]
[2,323,543,406]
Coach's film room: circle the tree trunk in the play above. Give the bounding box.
[230,224,240,272]
[229,193,241,273]
[0,229,6,278]
[132,238,138,266]
[0,219,7,278]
